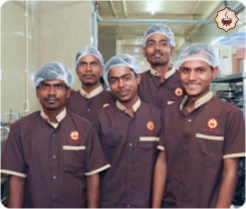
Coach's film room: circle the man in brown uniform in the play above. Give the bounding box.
[92,54,167,208]
[1,62,110,208]
[67,46,114,121]
[152,43,245,208]
[138,24,184,109]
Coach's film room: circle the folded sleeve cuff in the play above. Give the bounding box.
[85,164,110,176]
[223,152,245,159]
[1,169,26,178]
[157,145,165,151]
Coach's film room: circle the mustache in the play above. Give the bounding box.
[83,74,96,77]
[151,50,164,56]
[44,96,60,101]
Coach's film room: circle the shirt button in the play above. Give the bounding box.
[159,87,161,90]
[129,143,132,147]
[53,176,56,179]
[128,184,131,187]
[129,123,132,126]
[159,106,162,109]
[185,140,188,143]
[178,202,181,205]
[188,119,191,122]
[182,160,186,163]
[155,72,157,75]
[52,133,55,137]
[127,204,130,208]
[87,109,90,112]
[52,155,56,159]
[129,164,132,167]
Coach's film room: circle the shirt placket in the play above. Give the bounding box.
[50,128,59,207]
[178,113,193,207]
[125,118,137,208]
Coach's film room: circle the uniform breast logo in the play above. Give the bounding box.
[175,87,183,96]
[147,121,155,131]
[70,131,79,140]
[207,118,218,129]
[214,7,239,32]
[102,103,110,108]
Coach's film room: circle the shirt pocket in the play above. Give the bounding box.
[62,145,86,173]
[194,133,224,166]
[138,137,159,164]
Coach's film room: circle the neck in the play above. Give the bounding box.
[151,63,171,82]
[186,97,197,113]
[43,107,64,123]
[120,94,138,117]
[82,82,101,94]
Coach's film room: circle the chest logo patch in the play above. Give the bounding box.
[70,131,79,140]
[103,103,110,108]
[207,118,218,129]
[147,121,155,131]
[175,87,183,96]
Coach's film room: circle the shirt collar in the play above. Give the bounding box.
[116,98,141,114]
[150,64,176,79]
[40,107,66,123]
[80,85,103,99]
[180,91,214,111]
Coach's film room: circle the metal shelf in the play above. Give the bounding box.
[212,72,245,83]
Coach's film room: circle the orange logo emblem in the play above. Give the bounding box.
[175,87,183,96]
[103,103,110,108]
[147,121,155,131]
[207,118,218,129]
[70,131,79,140]
[214,7,239,32]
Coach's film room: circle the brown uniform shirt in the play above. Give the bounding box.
[92,99,163,208]
[67,85,115,121]
[1,108,110,208]
[158,91,245,208]
[138,66,184,109]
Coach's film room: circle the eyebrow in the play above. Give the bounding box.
[80,60,99,64]
[109,73,132,80]
[147,39,168,43]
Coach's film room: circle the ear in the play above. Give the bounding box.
[36,87,40,99]
[100,65,104,75]
[142,48,146,57]
[211,66,219,80]
[170,47,175,56]
[136,74,141,85]
[66,87,71,99]
[75,67,79,75]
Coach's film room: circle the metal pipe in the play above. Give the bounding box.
[122,0,128,17]
[24,0,29,113]
[231,2,243,13]
[97,13,102,22]
[103,19,214,24]
[93,9,98,48]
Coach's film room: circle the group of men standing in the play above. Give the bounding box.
[1,24,245,208]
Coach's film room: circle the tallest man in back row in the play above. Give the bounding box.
[138,24,184,109]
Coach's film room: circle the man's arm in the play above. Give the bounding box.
[86,173,100,208]
[215,158,239,208]
[7,175,25,208]
[152,151,167,208]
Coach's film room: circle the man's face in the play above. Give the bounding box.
[36,79,71,112]
[143,33,175,66]
[108,66,141,103]
[76,54,104,86]
[179,57,218,100]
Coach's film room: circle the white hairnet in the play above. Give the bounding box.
[34,61,74,87]
[103,54,142,86]
[75,45,104,68]
[143,24,175,47]
[175,43,221,69]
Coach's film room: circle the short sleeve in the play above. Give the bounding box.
[223,109,245,159]
[1,123,27,178]
[84,124,110,176]
[157,114,165,152]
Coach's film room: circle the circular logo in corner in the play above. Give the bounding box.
[175,87,183,96]
[207,118,218,129]
[147,121,155,131]
[70,131,79,140]
[102,103,110,108]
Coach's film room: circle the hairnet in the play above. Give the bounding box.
[34,61,74,87]
[175,43,221,69]
[75,45,104,68]
[103,54,142,86]
[143,24,175,47]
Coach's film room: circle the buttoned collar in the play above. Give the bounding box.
[116,98,141,114]
[180,91,213,111]
[80,85,103,99]
[40,107,66,123]
[150,64,176,80]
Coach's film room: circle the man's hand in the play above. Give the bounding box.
[8,175,25,208]
[86,173,100,208]
[215,158,239,208]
